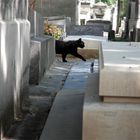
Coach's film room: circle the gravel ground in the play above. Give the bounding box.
[4,58,74,140]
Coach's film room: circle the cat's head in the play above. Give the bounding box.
[77,38,85,48]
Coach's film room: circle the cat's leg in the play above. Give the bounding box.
[62,53,67,62]
[72,52,86,61]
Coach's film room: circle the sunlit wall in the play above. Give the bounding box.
[0,0,30,138]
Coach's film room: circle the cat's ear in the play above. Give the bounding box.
[78,38,82,42]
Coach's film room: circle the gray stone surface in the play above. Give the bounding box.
[28,9,44,37]
[67,25,104,36]
[0,0,30,138]
[39,60,94,140]
[29,36,55,85]
[35,0,76,24]
[14,20,30,118]
[4,59,73,140]
[0,20,30,138]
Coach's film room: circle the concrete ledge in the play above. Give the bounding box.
[83,73,140,140]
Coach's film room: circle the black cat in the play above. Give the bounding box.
[55,38,86,62]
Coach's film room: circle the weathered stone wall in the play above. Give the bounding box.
[28,9,44,37]
[35,0,76,24]
[28,7,56,85]
[0,0,57,138]
[0,23,17,137]
[66,25,104,36]
[66,20,112,36]
[126,0,140,41]
[86,20,112,32]
[29,36,55,85]
[0,0,30,138]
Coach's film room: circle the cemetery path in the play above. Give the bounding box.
[4,58,96,140]
[39,58,98,140]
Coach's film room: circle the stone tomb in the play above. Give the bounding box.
[83,41,140,140]
[29,36,55,85]
[99,42,140,103]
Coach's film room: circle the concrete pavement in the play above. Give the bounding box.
[4,58,97,140]
[39,59,97,140]
[4,59,73,140]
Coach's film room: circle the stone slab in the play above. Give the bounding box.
[99,42,140,98]
[28,9,44,37]
[39,89,84,140]
[29,36,55,85]
[0,22,17,137]
[83,73,140,140]
[0,20,30,137]
[14,20,30,117]
[66,25,104,36]
[29,37,46,84]
[103,96,140,104]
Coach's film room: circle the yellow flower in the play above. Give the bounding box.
[44,20,63,40]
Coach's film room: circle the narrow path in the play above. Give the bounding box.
[4,59,73,140]
[4,58,96,140]
[39,59,97,140]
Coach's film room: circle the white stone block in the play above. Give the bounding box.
[99,42,140,98]
[83,103,140,140]
[83,73,140,140]
[14,20,30,116]
[0,21,18,137]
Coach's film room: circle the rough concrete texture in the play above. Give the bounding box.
[28,9,44,37]
[35,0,76,24]
[3,59,73,140]
[29,36,55,85]
[0,20,30,138]
[66,25,104,36]
[39,59,95,140]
